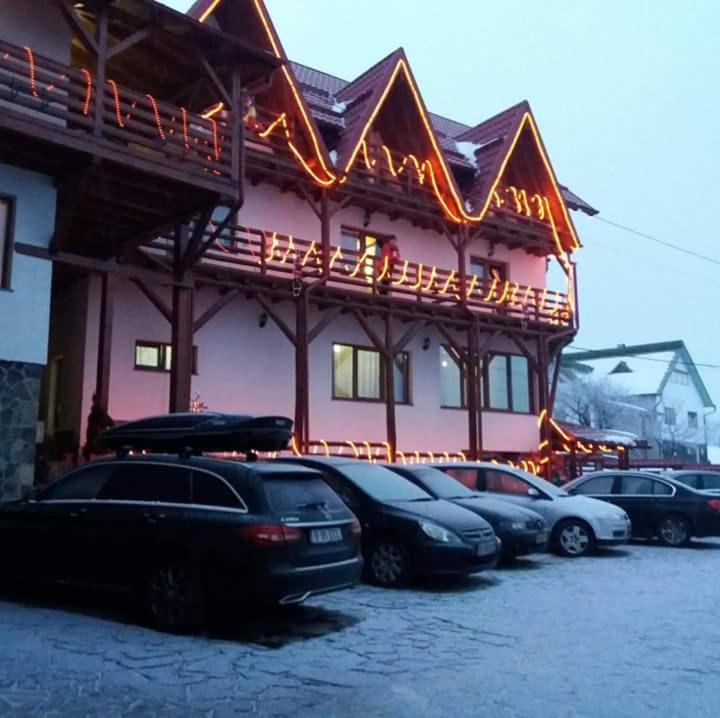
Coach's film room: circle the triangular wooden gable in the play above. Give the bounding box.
[458,103,580,250]
[189,0,335,185]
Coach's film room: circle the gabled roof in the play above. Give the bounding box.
[563,341,715,409]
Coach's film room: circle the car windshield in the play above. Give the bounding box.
[340,463,433,502]
[410,468,474,499]
[502,468,570,498]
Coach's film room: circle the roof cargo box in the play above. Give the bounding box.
[100,413,293,453]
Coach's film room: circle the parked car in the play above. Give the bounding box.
[564,470,720,546]
[0,455,363,632]
[278,457,499,586]
[384,463,549,560]
[667,470,720,495]
[430,462,631,557]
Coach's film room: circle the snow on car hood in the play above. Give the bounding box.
[560,495,627,519]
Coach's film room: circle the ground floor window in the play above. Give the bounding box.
[440,345,466,408]
[135,341,198,374]
[483,354,532,413]
[0,196,15,289]
[332,343,409,403]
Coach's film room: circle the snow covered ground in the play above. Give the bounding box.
[0,540,718,717]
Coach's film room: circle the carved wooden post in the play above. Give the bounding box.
[169,225,194,413]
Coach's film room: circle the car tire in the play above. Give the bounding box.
[553,519,595,558]
[366,539,411,587]
[143,561,205,634]
[657,514,692,547]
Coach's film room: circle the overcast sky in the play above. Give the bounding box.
[168,0,720,406]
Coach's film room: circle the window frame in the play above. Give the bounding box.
[687,411,699,429]
[439,344,467,409]
[468,255,508,283]
[664,407,676,426]
[573,475,618,496]
[0,194,16,290]
[331,342,410,404]
[134,340,198,375]
[482,352,534,414]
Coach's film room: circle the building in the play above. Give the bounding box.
[559,342,716,462]
[0,0,594,497]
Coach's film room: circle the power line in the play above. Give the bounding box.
[568,345,720,371]
[592,216,720,267]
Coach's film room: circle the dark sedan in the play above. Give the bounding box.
[0,456,362,632]
[385,464,549,560]
[564,470,720,546]
[279,457,499,587]
[668,470,720,495]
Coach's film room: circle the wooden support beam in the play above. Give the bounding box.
[197,51,232,107]
[169,225,193,413]
[50,169,94,252]
[308,306,343,344]
[392,319,425,355]
[182,204,215,274]
[107,27,152,59]
[132,279,172,322]
[190,202,241,266]
[255,294,297,346]
[53,0,98,55]
[506,333,540,374]
[95,272,113,411]
[384,315,397,462]
[193,289,240,334]
[320,190,330,277]
[350,309,386,356]
[467,319,479,460]
[93,5,109,138]
[231,66,244,186]
[435,322,468,364]
[294,295,310,451]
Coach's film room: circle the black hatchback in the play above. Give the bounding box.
[0,456,362,632]
[385,464,549,560]
[279,457,499,587]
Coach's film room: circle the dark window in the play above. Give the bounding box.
[339,463,431,502]
[485,470,530,495]
[320,473,362,509]
[443,467,479,490]
[192,473,243,509]
[409,468,474,499]
[468,256,507,283]
[263,476,348,513]
[440,345,465,408]
[652,480,673,496]
[135,341,198,374]
[332,343,410,403]
[688,412,699,429]
[664,407,676,426]
[98,464,191,503]
[574,475,616,495]
[677,474,700,489]
[701,473,720,490]
[484,354,532,413]
[41,464,114,501]
[0,196,15,289]
[619,476,654,495]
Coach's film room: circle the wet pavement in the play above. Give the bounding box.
[1,540,719,717]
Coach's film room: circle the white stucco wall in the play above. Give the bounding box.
[0,164,56,366]
[658,357,708,446]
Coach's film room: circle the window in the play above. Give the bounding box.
[652,481,673,496]
[688,411,699,429]
[468,256,507,283]
[135,341,198,374]
[440,345,465,408]
[339,463,432,502]
[484,470,530,495]
[98,464,191,504]
[263,476,347,513]
[0,196,15,289]
[573,475,616,495]
[340,228,379,284]
[192,473,243,509]
[669,370,689,385]
[664,407,676,426]
[484,354,532,413]
[701,473,720,491]
[677,474,700,489]
[443,467,479,490]
[332,343,410,403]
[41,464,114,501]
[619,476,654,495]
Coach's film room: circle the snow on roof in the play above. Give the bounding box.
[573,352,677,396]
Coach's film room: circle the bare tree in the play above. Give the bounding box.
[557,377,632,429]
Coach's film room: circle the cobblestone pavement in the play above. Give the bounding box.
[1,540,719,717]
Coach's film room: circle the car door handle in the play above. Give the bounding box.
[69,508,88,518]
[143,512,166,523]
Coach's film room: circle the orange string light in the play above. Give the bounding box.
[80,68,92,116]
[108,79,124,127]
[146,94,166,141]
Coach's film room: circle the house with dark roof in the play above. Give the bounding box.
[559,342,716,461]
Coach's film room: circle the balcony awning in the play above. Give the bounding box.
[552,420,647,452]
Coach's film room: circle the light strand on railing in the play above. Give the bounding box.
[81,68,92,116]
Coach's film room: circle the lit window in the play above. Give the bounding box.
[469,256,506,283]
[440,345,465,408]
[332,343,409,403]
[0,197,14,289]
[484,354,532,414]
[340,228,379,285]
[135,341,198,374]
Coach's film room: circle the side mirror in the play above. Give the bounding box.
[527,487,542,499]
[21,486,38,502]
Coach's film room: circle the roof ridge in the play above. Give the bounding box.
[564,341,686,360]
[336,48,404,102]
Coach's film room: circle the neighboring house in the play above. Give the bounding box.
[0,0,595,495]
[559,342,716,462]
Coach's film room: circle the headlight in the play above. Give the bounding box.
[420,521,460,544]
[500,520,526,531]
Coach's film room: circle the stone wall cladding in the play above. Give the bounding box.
[0,360,42,500]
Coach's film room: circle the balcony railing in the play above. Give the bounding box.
[149,224,574,327]
[0,40,235,188]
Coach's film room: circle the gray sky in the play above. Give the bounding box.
[168,0,720,405]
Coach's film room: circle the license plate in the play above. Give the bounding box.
[536,532,548,544]
[310,527,343,544]
[477,542,495,556]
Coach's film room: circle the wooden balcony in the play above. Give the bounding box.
[0,40,238,198]
[147,224,574,329]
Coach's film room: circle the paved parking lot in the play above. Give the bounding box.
[0,540,719,717]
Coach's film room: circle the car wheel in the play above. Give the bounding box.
[143,562,205,634]
[657,515,692,547]
[367,540,410,587]
[554,519,595,557]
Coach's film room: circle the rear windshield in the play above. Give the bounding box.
[263,475,348,513]
[340,463,432,502]
[411,468,474,499]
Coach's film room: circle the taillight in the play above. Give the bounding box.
[242,524,303,547]
[351,518,362,536]
[708,499,720,512]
